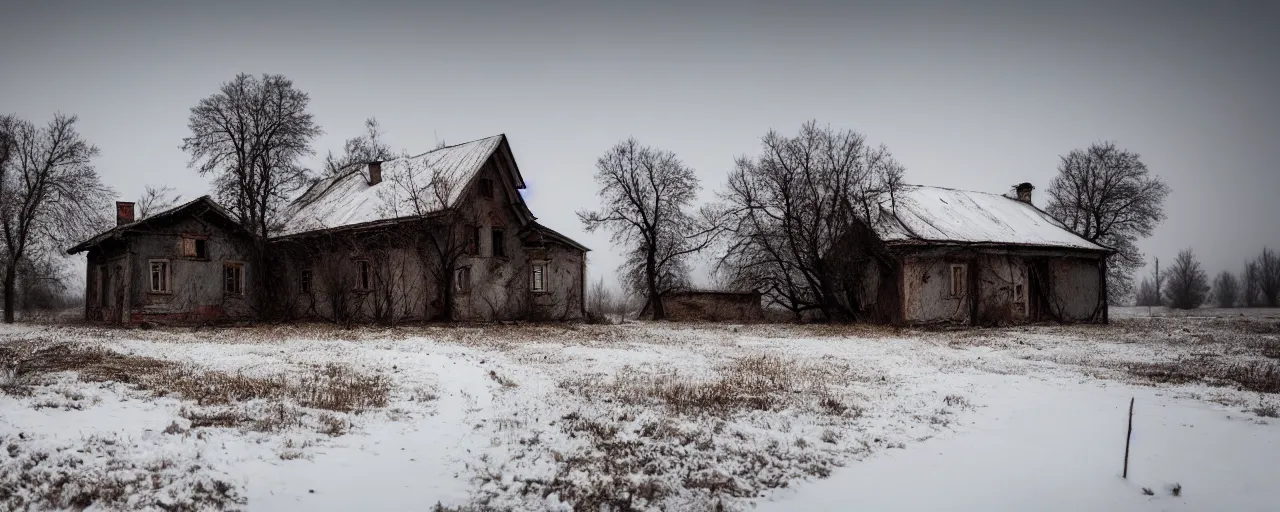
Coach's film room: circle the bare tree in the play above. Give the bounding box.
[1164,248,1209,310]
[322,117,393,175]
[1254,247,1280,307]
[0,114,113,323]
[1134,277,1161,307]
[376,156,478,321]
[578,139,717,320]
[714,121,904,322]
[1134,258,1163,307]
[136,185,183,219]
[182,73,322,239]
[585,276,619,324]
[1045,142,1170,305]
[1242,260,1262,307]
[1212,271,1240,308]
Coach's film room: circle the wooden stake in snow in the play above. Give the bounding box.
[1123,397,1135,478]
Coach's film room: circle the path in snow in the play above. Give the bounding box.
[759,374,1280,512]
[242,350,498,511]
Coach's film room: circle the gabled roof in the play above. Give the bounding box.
[521,221,590,252]
[275,134,527,238]
[875,185,1110,252]
[67,196,244,254]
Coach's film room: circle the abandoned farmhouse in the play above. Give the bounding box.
[67,135,590,324]
[859,183,1112,325]
[67,132,1111,327]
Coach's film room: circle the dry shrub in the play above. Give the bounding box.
[560,355,857,416]
[3,341,391,417]
[1126,359,1280,394]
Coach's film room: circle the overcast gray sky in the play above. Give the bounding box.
[3,0,1277,294]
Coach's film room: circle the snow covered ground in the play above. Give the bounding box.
[2,310,1278,511]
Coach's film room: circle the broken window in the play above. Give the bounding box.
[491,229,506,258]
[182,236,209,259]
[1014,283,1025,303]
[454,267,471,293]
[356,260,373,291]
[299,267,312,293]
[531,262,547,292]
[223,262,244,296]
[950,264,966,297]
[149,260,170,293]
[479,178,494,199]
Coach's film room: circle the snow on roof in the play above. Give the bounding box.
[67,196,242,254]
[276,135,506,237]
[876,185,1108,252]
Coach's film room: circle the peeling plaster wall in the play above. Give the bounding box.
[280,164,585,323]
[85,216,256,324]
[902,256,971,324]
[1046,258,1103,321]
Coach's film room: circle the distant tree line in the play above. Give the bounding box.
[1134,246,1279,309]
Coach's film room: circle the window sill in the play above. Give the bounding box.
[147,291,173,295]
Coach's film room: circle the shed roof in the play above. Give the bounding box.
[275,134,521,238]
[875,185,1109,252]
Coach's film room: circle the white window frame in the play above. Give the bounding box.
[531,261,549,293]
[149,259,171,293]
[950,264,966,298]
[223,262,245,296]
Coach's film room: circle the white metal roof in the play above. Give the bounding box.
[276,135,506,237]
[875,185,1108,252]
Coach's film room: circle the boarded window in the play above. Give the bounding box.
[300,267,312,293]
[356,260,373,291]
[479,178,494,199]
[182,236,209,259]
[223,263,244,295]
[149,260,170,293]
[491,229,506,258]
[455,267,471,293]
[950,264,966,297]
[531,263,547,292]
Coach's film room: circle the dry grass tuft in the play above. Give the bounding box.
[559,355,859,417]
[2,340,391,426]
[1126,358,1280,394]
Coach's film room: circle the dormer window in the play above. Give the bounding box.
[479,178,494,199]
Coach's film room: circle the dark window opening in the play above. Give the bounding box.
[182,236,209,259]
[357,260,373,291]
[479,178,494,199]
[491,229,505,258]
[300,267,312,293]
[467,225,481,255]
[223,263,244,295]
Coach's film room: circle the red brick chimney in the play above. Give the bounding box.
[1015,183,1034,204]
[367,161,383,185]
[116,201,135,226]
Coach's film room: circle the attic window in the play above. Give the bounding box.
[479,178,494,199]
[182,236,208,259]
[1014,283,1025,303]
